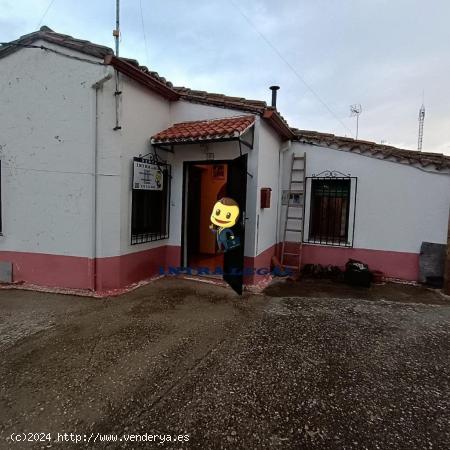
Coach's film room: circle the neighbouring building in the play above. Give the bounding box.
[0,27,449,294]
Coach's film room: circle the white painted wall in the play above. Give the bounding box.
[0,40,268,264]
[0,43,111,258]
[94,74,172,258]
[254,120,283,255]
[282,143,450,254]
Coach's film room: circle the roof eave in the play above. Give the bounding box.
[263,109,295,140]
[104,55,180,101]
[151,135,242,146]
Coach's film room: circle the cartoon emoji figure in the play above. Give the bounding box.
[210,197,241,252]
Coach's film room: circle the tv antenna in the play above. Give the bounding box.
[350,104,362,139]
[417,102,425,151]
[113,0,120,56]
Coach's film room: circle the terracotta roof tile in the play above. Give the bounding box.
[0,26,113,60]
[173,87,267,113]
[293,129,450,171]
[151,115,255,144]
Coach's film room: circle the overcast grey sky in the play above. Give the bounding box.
[2,0,450,154]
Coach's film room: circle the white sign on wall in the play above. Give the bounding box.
[133,159,163,191]
[282,190,303,206]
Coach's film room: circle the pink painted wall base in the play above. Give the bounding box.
[247,242,419,283]
[0,243,419,294]
[301,244,419,281]
[0,246,181,292]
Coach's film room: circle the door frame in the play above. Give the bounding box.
[181,159,232,268]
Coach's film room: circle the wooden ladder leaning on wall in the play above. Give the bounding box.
[280,152,306,274]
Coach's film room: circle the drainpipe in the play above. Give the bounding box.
[276,140,291,250]
[91,72,113,291]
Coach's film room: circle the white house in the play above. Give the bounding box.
[0,27,449,295]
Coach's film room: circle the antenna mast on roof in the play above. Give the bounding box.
[417,102,425,151]
[113,0,120,56]
[350,104,362,140]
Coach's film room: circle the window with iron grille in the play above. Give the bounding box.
[131,163,170,244]
[307,177,354,247]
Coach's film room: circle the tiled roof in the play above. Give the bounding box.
[0,26,113,60]
[1,27,449,168]
[0,27,293,139]
[173,88,294,139]
[151,115,255,144]
[117,60,268,113]
[293,129,450,171]
[107,58,271,112]
[174,87,267,113]
[118,57,176,89]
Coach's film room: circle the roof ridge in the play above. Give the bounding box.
[293,129,450,170]
[0,26,114,60]
[292,128,450,159]
[175,114,255,126]
[151,115,256,144]
[173,86,268,112]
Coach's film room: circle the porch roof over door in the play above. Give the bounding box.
[150,115,255,146]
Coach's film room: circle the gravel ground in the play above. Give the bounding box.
[0,278,449,449]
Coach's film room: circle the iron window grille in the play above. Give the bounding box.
[131,157,171,245]
[304,171,357,247]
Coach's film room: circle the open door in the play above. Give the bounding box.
[186,166,203,264]
[223,154,248,295]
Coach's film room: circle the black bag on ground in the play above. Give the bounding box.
[344,259,372,287]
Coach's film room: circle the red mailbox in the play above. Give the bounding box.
[260,187,272,209]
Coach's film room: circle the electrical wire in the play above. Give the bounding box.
[228,0,352,135]
[37,0,57,28]
[139,0,150,66]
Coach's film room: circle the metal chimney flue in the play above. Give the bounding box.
[269,85,280,108]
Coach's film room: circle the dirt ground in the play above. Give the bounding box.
[265,277,450,305]
[0,278,449,449]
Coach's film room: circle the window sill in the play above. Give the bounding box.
[304,240,353,248]
[131,233,169,245]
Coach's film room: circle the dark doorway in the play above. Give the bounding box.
[183,157,247,295]
[223,154,248,295]
[186,166,202,260]
[184,163,228,273]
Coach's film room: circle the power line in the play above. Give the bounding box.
[37,0,57,28]
[228,0,352,135]
[139,0,150,65]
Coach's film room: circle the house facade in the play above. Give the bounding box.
[0,27,449,294]
[284,136,450,281]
